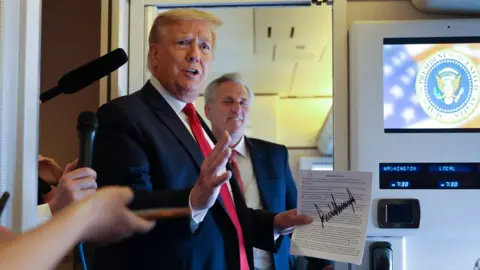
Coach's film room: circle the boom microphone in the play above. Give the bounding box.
[76,111,98,168]
[40,48,128,103]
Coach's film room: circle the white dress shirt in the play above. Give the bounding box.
[233,136,274,270]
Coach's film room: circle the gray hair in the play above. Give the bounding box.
[203,72,254,105]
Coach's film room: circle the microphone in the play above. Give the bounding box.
[76,111,98,168]
[40,48,128,103]
[75,111,98,270]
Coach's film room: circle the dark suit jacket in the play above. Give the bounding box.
[90,81,281,270]
[244,138,333,270]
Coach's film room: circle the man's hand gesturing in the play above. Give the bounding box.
[190,131,232,212]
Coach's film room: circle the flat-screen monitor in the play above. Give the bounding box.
[383,37,480,133]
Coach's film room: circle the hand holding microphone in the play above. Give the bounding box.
[47,112,99,215]
[48,160,97,215]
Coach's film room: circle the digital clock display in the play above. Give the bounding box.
[389,181,410,188]
[439,181,460,188]
[380,162,480,189]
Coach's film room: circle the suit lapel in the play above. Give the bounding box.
[140,81,204,169]
[245,137,274,212]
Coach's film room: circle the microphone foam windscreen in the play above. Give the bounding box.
[60,48,128,94]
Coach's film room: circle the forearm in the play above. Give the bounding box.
[249,208,280,252]
[0,202,89,270]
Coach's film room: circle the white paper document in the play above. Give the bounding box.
[290,170,373,265]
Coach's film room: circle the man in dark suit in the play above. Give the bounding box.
[203,72,334,270]
[90,8,312,270]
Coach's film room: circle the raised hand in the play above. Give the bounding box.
[190,131,232,212]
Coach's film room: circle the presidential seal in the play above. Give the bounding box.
[416,49,480,124]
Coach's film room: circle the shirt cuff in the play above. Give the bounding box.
[189,190,208,232]
[37,203,52,226]
[274,226,294,241]
[274,231,280,241]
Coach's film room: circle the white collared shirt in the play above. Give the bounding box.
[232,137,274,270]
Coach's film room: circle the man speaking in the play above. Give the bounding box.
[91,8,312,270]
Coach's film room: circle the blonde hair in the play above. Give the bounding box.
[204,72,254,105]
[147,9,223,70]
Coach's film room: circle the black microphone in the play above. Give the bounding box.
[40,48,128,103]
[75,111,98,270]
[76,111,98,168]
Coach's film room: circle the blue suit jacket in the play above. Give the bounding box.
[245,138,333,270]
[90,81,281,270]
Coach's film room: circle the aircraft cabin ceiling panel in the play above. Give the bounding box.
[253,6,332,96]
[194,6,333,97]
[206,58,295,95]
[411,0,480,14]
[253,6,330,62]
[201,8,254,55]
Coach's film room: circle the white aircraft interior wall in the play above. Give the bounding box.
[349,19,480,270]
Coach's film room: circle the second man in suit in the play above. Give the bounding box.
[203,72,334,270]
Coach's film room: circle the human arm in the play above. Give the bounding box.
[249,208,279,252]
[0,187,154,270]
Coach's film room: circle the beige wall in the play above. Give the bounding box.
[39,0,101,167]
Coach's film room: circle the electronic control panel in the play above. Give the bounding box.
[380,163,480,189]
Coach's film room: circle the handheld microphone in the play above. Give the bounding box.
[75,111,98,270]
[40,48,128,103]
[76,111,98,168]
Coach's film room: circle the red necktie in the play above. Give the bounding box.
[182,103,249,270]
[229,150,245,196]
